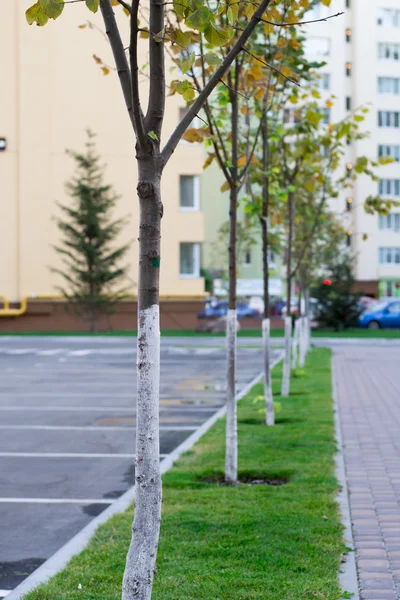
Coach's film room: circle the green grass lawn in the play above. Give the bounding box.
[24,348,345,600]
[2,327,400,337]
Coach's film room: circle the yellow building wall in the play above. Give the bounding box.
[0,1,205,301]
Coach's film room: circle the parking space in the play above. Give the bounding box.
[0,337,276,597]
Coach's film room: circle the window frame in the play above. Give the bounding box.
[179,174,200,211]
[179,242,201,278]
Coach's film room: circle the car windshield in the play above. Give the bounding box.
[364,301,387,314]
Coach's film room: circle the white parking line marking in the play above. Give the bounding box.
[0,589,10,597]
[0,452,168,458]
[0,406,217,412]
[67,350,92,356]
[0,425,197,431]
[0,498,114,504]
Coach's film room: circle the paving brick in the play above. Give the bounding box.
[335,349,400,599]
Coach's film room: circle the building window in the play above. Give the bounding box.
[378,111,400,128]
[346,0,350,7]
[377,8,400,27]
[346,97,351,110]
[346,62,352,76]
[378,144,400,161]
[378,77,400,94]
[304,37,330,57]
[380,279,400,297]
[378,213,400,231]
[379,179,400,196]
[180,243,200,277]
[346,197,353,211]
[379,247,400,265]
[322,107,330,124]
[179,175,200,210]
[378,43,400,60]
[346,28,351,42]
[347,233,352,247]
[244,250,252,266]
[318,73,330,90]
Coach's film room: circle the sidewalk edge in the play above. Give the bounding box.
[332,354,360,600]
[7,352,283,600]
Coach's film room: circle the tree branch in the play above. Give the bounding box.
[145,0,166,138]
[129,0,147,148]
[161,0,273,164]
[116,0,132,12]
[258,11,344,28]
[99,0,136,132]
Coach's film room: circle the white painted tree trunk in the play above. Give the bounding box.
[299,317,306,368]
[292,319,299,370]
[122,305,161,600]
[262,318,274,426]
[281,316,292,397]
[225,309,238,483]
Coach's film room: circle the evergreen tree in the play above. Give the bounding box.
[312,251,364,331]
[53,131,130,332]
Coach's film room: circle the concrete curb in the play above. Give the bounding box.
[7,352,283,600]
[332,354,360,600]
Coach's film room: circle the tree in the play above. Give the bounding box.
[26,0,285,597]
[312,250,363,330]
[54,131,130,332]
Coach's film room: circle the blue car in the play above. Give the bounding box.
[198,301,258,319]
[359,299,400,329]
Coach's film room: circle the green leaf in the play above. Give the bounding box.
[204,22,233,47]
[185,6,210,29]
[174,29,193,48]
[86,0,99,13]
[227,4,238,25]
[175,80,195,102]
[40,0,64,19]
[353,115,364,122]
[147,130,159,141]
[26,2,49,26]
[181,51,196,74]
[173,0,189,18]
[205,52,222,66]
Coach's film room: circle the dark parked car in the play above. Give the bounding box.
[198,301,258,319]
[358,299,400,329]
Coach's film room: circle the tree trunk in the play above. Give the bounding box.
[122,156,163,600]
[225,75,239,484]
[292,317,299,370]
[260,115,273,426]
[281,190,294,398]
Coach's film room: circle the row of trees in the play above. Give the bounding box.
[27,0,400,599]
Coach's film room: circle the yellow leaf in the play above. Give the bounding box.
[93,54,102,64]
[326,99,333,108]
[240,105,248,115]
[281,66,293,78]
[277,38,287,48]
[263,22,274,35]
[362,233,368,241]
[238,156,247,167]
[255,88,265,101]
[249,65,263,80]
[290,39,300,50]
[78,23,87,29]
[220,180,230,193]
[320,0,331,5]
[101,66,110,75]
[299,0,310,8]
[203,153,215,170]
[329,123,334,132]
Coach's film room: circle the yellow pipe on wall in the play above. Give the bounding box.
[0,296,28,317]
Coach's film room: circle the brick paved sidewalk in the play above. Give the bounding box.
[335,346,400,600]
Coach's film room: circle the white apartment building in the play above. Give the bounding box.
[305,0,400,297]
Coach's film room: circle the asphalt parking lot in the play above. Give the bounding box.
[0,337,278,597]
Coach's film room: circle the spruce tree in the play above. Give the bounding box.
[54,131,130,332]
